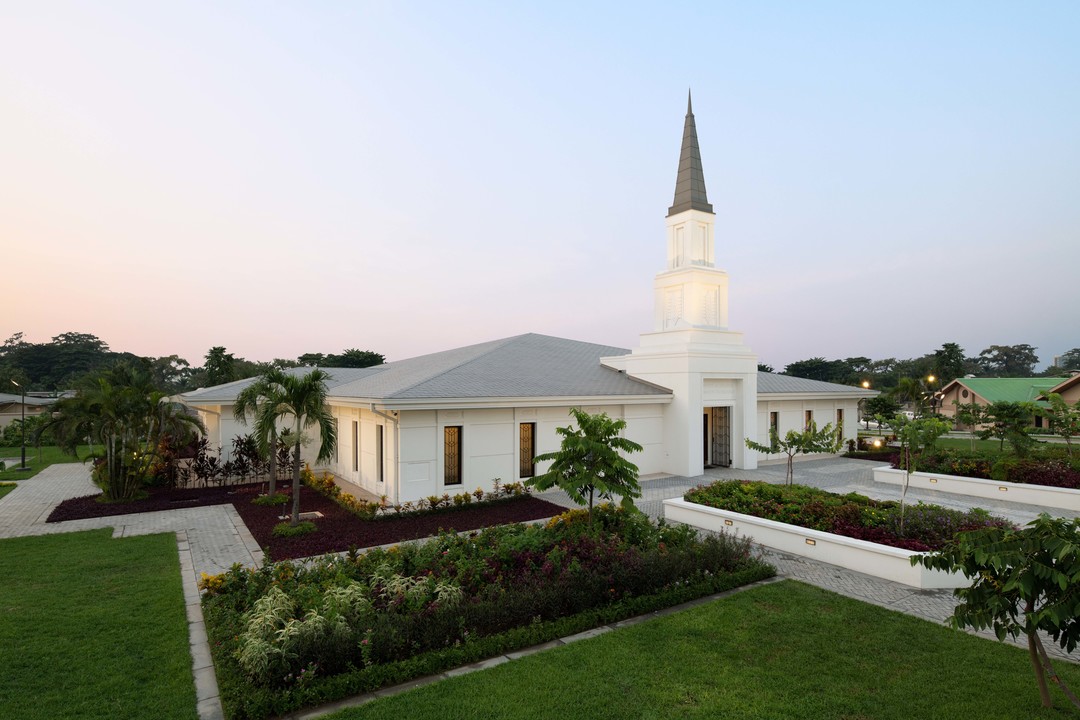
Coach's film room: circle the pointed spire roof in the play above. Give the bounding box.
[667,90,714,216]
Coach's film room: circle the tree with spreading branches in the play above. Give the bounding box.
[527,408,643,527]
[745,421,842,486]
[914,515,1080,712]
[234,376,287,496]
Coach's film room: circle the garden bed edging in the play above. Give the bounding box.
[872,466,1080,512]
[662,497,965,589]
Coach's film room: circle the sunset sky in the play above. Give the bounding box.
[3,2,1078,371]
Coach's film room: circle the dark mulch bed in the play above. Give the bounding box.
[234,486,565,560]
[46,483,566,561]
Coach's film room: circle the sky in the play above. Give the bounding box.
[2,1,1078,371]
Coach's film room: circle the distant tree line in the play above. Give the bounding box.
[0,331,385,394]
[770,343,1079,392]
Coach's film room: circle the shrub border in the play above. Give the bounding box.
[206,564,776,720]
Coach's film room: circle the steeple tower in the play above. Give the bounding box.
[600,91,758,478]
[658,90,724,328]
[668,91,714,216]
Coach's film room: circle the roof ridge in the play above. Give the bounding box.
[385,335,524,398]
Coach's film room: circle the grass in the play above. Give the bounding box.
[0,482,16,500]
[327,580,1080,720]
[0,529,198,720]
[0,444,91,480]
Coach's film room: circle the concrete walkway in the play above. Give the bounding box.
[3,456,1078,720]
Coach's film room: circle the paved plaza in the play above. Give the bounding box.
[2,456,1078,719]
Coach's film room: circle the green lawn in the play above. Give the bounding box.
[0,529,198,720]
[0,482,16,500]
[328,580,1080,720]
[0,444,90,480]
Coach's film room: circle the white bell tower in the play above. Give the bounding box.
[603,91,759,477]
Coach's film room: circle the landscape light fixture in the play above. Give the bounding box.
[10,379,27,471]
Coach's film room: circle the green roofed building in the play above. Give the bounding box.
[938,377,1062,429]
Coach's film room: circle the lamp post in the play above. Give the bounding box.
[860,381,871,430]
[10,379,26,471]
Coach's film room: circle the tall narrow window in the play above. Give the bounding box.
[375,424,384,483]
[769,412,779,434]
[352,421,359,472]
[444,426,462,486]
[519,422,536,478]
[805,410,813,429]
[836,409,844,435]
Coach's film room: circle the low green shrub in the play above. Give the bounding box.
[252,492,290,507]
[202,505,774,719]
[271,521,317,538]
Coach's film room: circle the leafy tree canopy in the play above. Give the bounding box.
[297,349,385,368]
[527,408,643,525]
[914,515,1080,711]
[978,344,1039,377]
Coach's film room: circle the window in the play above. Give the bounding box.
[769,412,779,434]
[519,422,536,478]
[444,426,462,486]
[376,424,384,482]
[352,421,359,472]
[805,410,813,429]
[836,409,844,434]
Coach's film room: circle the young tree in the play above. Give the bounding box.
[882,414,951,534]
[527,408,643,526]
[234,377,286,495]
[980,401,1036,456]
[1039,393,1080,458]
[952,401,988,451]
[745,421,843,486]
[913,515,1080,711]
[252,368,337,525]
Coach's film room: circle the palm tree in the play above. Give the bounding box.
[234,377,285,495]
[52,363,204,501]
[252,368,337,525]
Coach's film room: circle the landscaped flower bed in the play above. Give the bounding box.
[897,449,1080,490]
[682,481,1012,552]
[47,480,567,560]
[201,505,775,719]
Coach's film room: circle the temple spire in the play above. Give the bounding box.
[668,89,713,216]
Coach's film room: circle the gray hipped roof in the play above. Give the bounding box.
[757,371,877,396]
[668,90,714,216]
[181,334,671,406]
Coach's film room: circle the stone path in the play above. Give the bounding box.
[3,456,1079,720]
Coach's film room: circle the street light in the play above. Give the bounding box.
[10,379,26,471]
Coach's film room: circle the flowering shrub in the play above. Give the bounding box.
[685,480,1012,551]
[203,504,774,718]
[301,466,536,522]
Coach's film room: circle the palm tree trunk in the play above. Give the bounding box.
[268,428,277,496]
[291,442,302,525]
